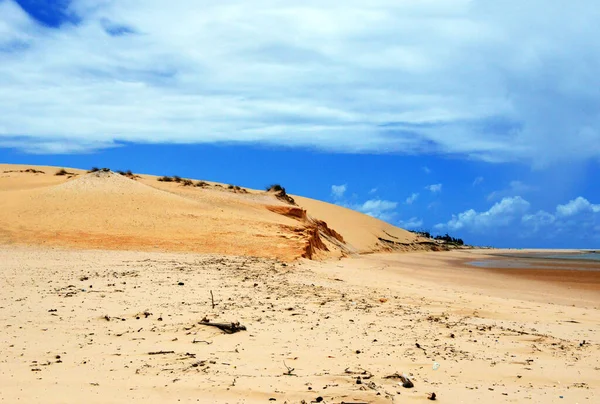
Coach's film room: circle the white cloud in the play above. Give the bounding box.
[472,176,484,186]
[436,196,600,243]
[556,196,600,217]
[425,183,442,193]
[355,199,398,222]
[405,192,419,205]
[368,187,378,194]
[435,196,530,232]
[521,210,556,233]
[487,180,535,201]
[331,184,347,199]
[422,166,431,174]
[1,0,599,164]
[398,217,423,229]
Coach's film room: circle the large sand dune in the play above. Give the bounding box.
[0,164,429,260]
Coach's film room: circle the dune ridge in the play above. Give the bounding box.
[0,164,434,260]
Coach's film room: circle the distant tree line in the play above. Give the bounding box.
[408,229,465,246]
[433,233,464,246]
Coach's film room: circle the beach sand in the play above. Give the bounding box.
[0,246,598,403]
[0,164,598,403]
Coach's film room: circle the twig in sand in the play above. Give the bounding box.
[283,361,297,376]
[198,320,247,334]
[192,339,213,344]
[148,351,175,355]
[210,290,215,309]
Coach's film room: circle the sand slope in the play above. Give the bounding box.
[0,164,429,260]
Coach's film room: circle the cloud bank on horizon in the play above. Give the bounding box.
[1,0,600,166]
[435,196,600,247]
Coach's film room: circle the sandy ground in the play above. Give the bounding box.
[0,164,430,261]
[1,246,598,403]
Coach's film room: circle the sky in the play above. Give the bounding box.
[1,0,599,248]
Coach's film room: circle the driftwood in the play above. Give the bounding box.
[199,321,246,334]
[400,374,414,388]
[148,350,175,355]
[384,372,414,388]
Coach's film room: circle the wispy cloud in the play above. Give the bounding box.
[405,192,419,205]
[472,176,484,186]
[330,184,347,199]
[1,0,599,165]
[398,217,424,230]
[487,180,535,201]
[425,183,442,193]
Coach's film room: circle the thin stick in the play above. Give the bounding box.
[148,351,175,355]
[210,290,215,309]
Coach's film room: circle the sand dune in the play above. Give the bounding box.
[0,164,430,260]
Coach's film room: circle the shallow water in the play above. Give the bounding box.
[469,251,600,270]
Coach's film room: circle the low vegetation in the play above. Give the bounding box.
[434,233,464,246]
[266,183,295,204]
[409,229,465,246]
[181,179,194,186]
[3,168,45,174]
[88,167,111,173]
[55,169,72,176]
[266,184,284,192]
[157,176,174,182]
[195,181,208,187]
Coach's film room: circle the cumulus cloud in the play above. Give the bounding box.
[1,0,599,164]
[331,184,347,199]
[354,199,398,222]
[436,196,600,243]
[436,196,530,232]
[405,192,419,205]
[425,184,442,193]
[556,196,600,217]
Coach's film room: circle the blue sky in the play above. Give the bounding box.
[1,0,599,248]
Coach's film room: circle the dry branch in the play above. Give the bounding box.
[198,321,247,334]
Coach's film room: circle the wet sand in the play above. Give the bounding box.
[463,250,600,293]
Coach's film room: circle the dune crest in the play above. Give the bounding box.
[0,164,433,260]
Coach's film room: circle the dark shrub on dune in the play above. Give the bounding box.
[266,184,284,192]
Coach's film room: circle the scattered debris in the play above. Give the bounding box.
[399,374,414,388]
[198,320,247,334]
[283,361,296,376]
